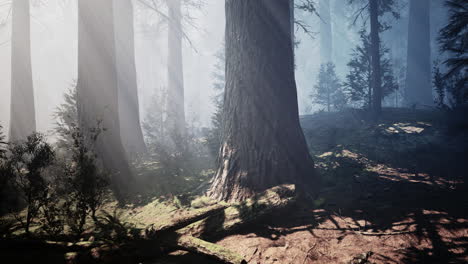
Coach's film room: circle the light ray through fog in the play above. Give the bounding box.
[0,0,331,138]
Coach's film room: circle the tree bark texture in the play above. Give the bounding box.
[405,0,432,107]
[9,0,35,142]
[208,0,317,202]
[77,0,132,196]
[114,0,147,157]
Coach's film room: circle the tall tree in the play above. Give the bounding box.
[348,0,399,116]
[113,0,147,157]
[405,0,432,107]
[208,0,318,202]
[166,0,186,141]
[9,0,35,142]
[320,0,332,63]
[345,29,398,109]
[369,0,382,115]
[77,0,132,197]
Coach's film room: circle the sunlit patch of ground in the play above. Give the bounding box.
[209,109,468,264]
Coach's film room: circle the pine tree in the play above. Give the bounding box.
[348,0,400,115]
[437,0,467,108]
[345,29,398,109]
[438,0,468,78]
[313,63,346,112]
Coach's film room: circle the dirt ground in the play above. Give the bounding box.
[157,109,468,264]
[207,110,468,264]
[2,109,467,264]
[215,165,467,264]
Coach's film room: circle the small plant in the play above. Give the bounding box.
[54,86,109,236]
[433,62,447,109]
[40,195,65,236]
[96,209,139,243]
[9,133,55,235]
[61,123,109,236]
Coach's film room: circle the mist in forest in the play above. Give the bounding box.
[0,1,466,263]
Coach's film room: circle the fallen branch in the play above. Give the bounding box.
[145,203,228,237]
[174,235,246,264]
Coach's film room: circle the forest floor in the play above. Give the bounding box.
[155,108,468,264]
[1,108,467,264]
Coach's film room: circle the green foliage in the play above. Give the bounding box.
[312,63,347,112]
[436,0,467,116]
[95,209,139,243]
[9,133,55,234]
[433,61,468,109]
[54,83,78,149]
[345,29,398,109]
[438,0,468,78]
[59,123,109,236]
[0,125,12,215]
[433,62,447,109]
[141,88,213,198]
[52,85,110,236]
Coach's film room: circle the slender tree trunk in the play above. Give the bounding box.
[290,0,295,54]
[405,0,432,107]
[369,0,382,116]
[320,0,332,64]
[9,0,35,142]
[208,0,318,202]
[77,0,132,198]
[166,0,185,142]
[114,0,147,157]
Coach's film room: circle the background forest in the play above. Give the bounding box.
[0,0,467,263]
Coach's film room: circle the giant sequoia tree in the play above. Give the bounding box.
[208,0,317,202]
[9,0,35,142]
[114,0,147,156]
[77,0,132,196]
[405,0,432,107]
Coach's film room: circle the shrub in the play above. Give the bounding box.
[9,133,55,235]
[60,124,109,236]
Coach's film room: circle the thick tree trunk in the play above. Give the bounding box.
[369,0,382,116]
[320,0,333,64]
[9,0,35,142]
[166,0,186,142]
[114,0,147,157]
[77,0,132,197]
[405,0,432,107]
[207,0,318,202]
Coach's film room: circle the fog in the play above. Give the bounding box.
[0,0,353,139]
[0,0,452,138]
